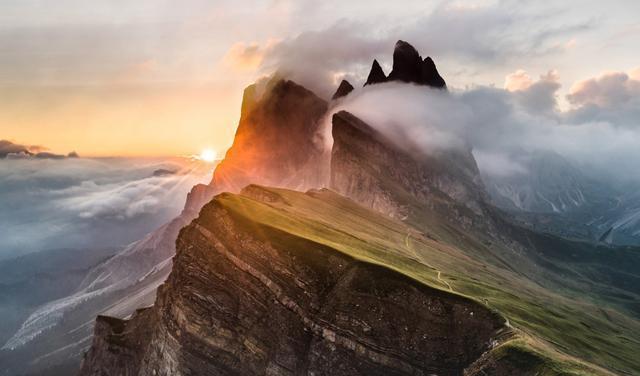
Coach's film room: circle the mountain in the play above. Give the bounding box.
[80,164,640,375]
[363,41,447,89]
[331,110,486,221]
[80,186,509,376]
[387,40,446,88]
[8,40,640,375]
[0,77,329,376]
[0,248,116,350]
[210,78,329,193]
[364,59,387,86]
[81,90,640,375]
[331,79,354,100]
[0,140,32,158]
[482,151,600,214]
[482,150,640,245]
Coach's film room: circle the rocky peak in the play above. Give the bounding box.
[367,40,446,88]
[421,56,446,88]
[331,79,355,100]
[210,77,329,193]
[364,59,387,86]
[388,40,422,83]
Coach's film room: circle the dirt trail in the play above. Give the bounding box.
[404,231,454,292]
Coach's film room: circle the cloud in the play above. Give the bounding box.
[226,1,594,98]
[223,42,269,72]
[324,69,640,184]
[567,70,640,107]
[255,20,389,96]
[504,70,534,91]
[474,151,528,177]
[0,157,212,260]
[565,69,640,128]
[511,70,561,115]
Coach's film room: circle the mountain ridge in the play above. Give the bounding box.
[5,40,640,376]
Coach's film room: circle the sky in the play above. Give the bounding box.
[0,0,639,156]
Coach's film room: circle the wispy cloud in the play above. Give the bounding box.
[0,157,211,259]
[325,66,640,185]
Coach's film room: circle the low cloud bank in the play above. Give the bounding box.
[226,3,593,98]
[0,157,212,260]
[326,67,640,183]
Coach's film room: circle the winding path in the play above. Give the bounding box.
[403,231,454,292]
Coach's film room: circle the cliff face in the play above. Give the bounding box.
[80,186,506,376]
[330,110,487,222]
[211,78,329,193]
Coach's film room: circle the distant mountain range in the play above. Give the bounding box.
[481,150,640,245]
[0,140,78,159]
[3,41,640,376]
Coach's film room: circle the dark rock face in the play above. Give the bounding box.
[420,56,447,88]
[369,40,446,88]
[79,190,505,376]
[212,78,329,192]
[364,59,388,86]
[330,111,486,221]
[80,310,156,375]
[388,40,423,84]
[332,79,355,100]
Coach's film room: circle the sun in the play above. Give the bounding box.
[199,148,217,163]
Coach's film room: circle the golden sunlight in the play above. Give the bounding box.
[199,148,217,162]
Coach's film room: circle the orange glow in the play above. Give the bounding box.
[0,83,241,157]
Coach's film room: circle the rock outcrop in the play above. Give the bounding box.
[331,79,354,100]
[387,40,446,88]
[212,78,329,192]
[79,187,506,376]
[364,59,388,86]
[364,41,446,89]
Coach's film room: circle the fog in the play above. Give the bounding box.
[0,157,213,260]
[325,72,640,183]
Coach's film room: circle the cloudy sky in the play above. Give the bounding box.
[1,0,639,157]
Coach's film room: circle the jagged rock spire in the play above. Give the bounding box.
[366,40,446,89]
[364,59,387,86]
[331,79,354,100]
[388,40,422,83]
[420,56,446,88]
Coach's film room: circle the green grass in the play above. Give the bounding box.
[207,186,640,375]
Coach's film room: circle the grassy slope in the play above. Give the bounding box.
[211,186,640,375]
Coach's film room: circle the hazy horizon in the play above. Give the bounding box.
[2,0,639,157]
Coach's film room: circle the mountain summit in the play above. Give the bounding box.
[363,40,446,88]
[364,59,387,86]
[388,40,446,88]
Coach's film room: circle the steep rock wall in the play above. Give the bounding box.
[80,191,505,376]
